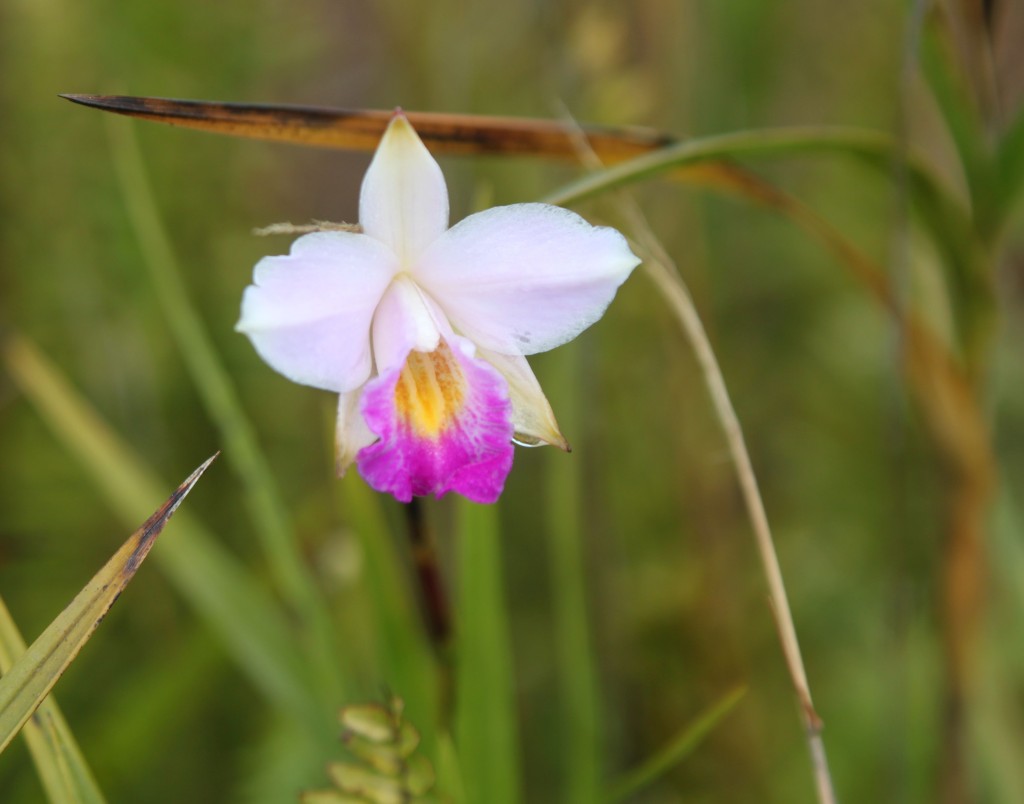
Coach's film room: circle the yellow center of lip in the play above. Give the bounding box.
[394,341,466,437]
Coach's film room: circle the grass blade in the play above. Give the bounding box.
[0,596,107,804]
[919,24,993,231]
[555,110,838,799]
[105,116,346,707]
[453,500,520,804]
[542,345,602,804]
[0,456,215,755]
[337,475,439,752]
[635,237,839,804]
[606,686,747,802]
[62,95,672,160]
[993,104,1024,233]
[541,126,980,321]
[59,94,981,335]
[62,96,970,268]
[1,335,326,731]
[544,130,992,499]
[57,96,973,272]
[67,94,971,253]
[978,488,1024,802]
[62,95,982,356]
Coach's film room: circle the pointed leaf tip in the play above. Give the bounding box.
[127,452,218,574]
[58,93,101,106]
[57,94,675,160]
[0,456,217,755]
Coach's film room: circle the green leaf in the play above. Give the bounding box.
[541,344,602,804]
[0,596,107,804]
[453,500,521,804]
[542,125,985,356]
[106,117,346,708]
[606,686,747,802]
[919,24,994,234]
[980,488,1024,802]
[1,335,326,733]
[993,104,1024,234]
[338,474,438,751]
[0,456,215,756]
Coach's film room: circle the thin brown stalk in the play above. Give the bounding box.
[558,114,836,804]
[638,244,837,804]
[403,499,451,648]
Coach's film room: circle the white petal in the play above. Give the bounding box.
[371,275,444,373]
[478,348,569,450]
[335,388,376,476]
[414,203,640,355]
[360,114,449,265]
[237,232,397,393]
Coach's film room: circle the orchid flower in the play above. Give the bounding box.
[237,113,639,504]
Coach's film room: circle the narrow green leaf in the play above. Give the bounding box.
[338,474,438,740]
[542,125,984,355]
[453,500,521,804]
[543,125,973,272]
[1,335,326,732]
[542,345,602,804]
[106,116,346,707]
[0,456,214,755]
[0,596,107,804]
[919,24,994,231]
[63,94,985,350]
[606,686,747,802]
[993,105,1024,233]
[545,126,941,204]
[434,730,466,804]
[977,488,1024,802]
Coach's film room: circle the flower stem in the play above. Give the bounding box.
[403,499,454,728]
[403,499,452,647]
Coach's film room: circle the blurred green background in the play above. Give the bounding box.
[2,1,1024,802]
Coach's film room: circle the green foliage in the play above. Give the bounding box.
[607,685,747,802]
[0,596,106,804]
[454,500,521,804]
[0,459,212,788]
[2,1,1024,802]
